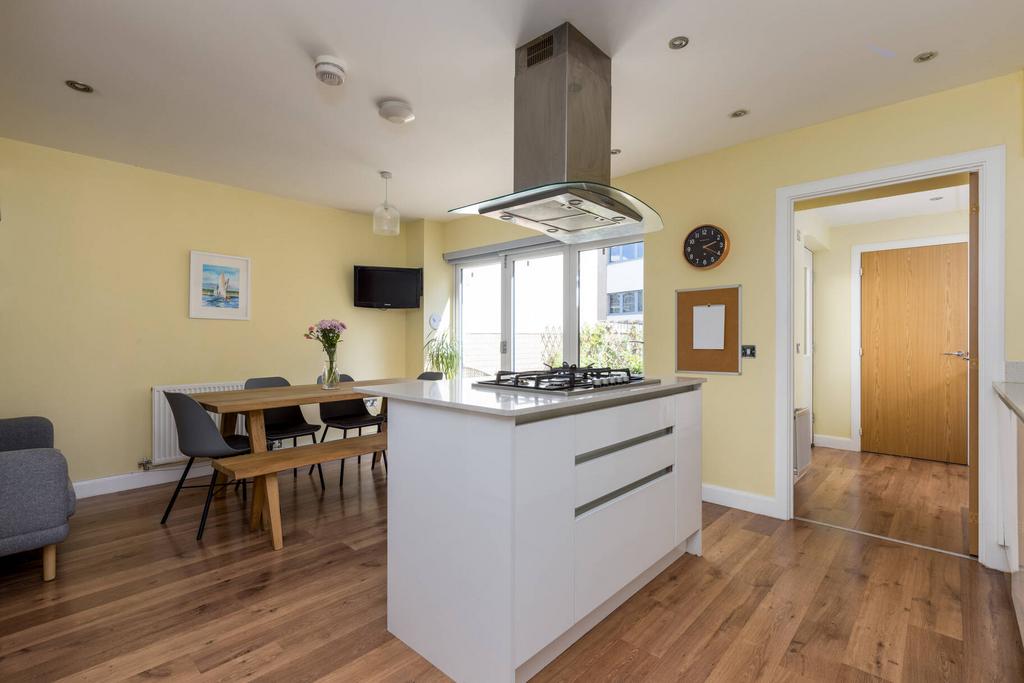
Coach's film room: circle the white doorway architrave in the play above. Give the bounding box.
[849,233,969,454]
[775,146,1007,571]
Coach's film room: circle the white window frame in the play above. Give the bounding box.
[453,236,645,373]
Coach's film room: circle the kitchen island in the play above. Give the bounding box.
[358,376,704,682]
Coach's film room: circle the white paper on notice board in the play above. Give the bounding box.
[693,304,726,350]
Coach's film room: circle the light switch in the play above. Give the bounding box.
[741,345,757,358]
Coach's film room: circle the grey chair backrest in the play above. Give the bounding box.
[244,376,305,429]
[318,374,369,420]
[164,392,244,458]
[417,372,443,380]
[0,416,54,452]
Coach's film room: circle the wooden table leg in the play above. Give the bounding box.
[250,475,266,531]
[216,413,239,498]
[220,412,238,438]
[246,410,268,526]
[246,410,267,454]
[263,474,283,550]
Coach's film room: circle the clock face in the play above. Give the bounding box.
[684,225,730,269]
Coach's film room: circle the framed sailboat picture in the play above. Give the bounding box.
[188,251,251,320]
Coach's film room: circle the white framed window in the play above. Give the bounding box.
[608,289,643,315]
[452,237,645,375]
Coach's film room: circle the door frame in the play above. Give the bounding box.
[775,146,1007,570]
[850,234,969,453]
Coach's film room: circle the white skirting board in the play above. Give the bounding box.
[701,483,784,519]
[812,434,856,451]
[73,463,213,499]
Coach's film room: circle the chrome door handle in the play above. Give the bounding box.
[943,351,970,360]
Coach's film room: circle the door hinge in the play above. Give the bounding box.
[858,267,863,276]
[859,347,863,357]
[858,428,863,436]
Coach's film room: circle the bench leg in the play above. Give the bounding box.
[250,475,266,531]
[42,544,56,582]
[263,474,284,550]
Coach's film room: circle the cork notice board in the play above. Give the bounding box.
[676,285,741,374]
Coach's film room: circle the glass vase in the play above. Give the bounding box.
[322,348,339,389]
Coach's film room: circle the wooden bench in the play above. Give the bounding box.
[213,432,386,550]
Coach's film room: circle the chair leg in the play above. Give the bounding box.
[42,544,56,582]
[320,426,330,442]
[371,450,376,470]
[383,451,388,472]
[308,464,316,475]
[196,471,219,541]
[241,478,247,502]
[340,459,345,487]
[160,457,194,525]
[317,463,325,491]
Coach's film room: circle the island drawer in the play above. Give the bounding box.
[574,428,674,508]
[574,396,674,455]
[573,471,675,621]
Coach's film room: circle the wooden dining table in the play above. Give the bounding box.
[196,378,402,547]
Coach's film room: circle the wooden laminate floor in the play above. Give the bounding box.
[1,459,1019,682]
[795,446,970,555]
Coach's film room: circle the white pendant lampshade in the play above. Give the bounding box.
[373,171,400,236]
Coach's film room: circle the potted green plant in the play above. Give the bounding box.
[424,331,460,379]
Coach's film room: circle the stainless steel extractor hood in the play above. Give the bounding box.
[450,23,663,243]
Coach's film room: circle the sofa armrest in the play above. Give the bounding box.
[0,448,74,539]
[0,417,54,452]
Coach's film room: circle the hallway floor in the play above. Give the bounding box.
[795,446,970,555]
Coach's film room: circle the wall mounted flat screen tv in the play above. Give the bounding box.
[353,266,422,309]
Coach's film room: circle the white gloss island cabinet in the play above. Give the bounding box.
[359,378,704,682]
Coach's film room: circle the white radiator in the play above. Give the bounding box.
[151,381,245,466]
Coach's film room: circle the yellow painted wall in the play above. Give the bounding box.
[443,70,1023,498]
[810,211,968,439]
[0,137,412,481]
[404,219,451,376]
[612,71,1022,496]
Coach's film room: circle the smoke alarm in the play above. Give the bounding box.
[314,55,346,86]
[378,99,415,124]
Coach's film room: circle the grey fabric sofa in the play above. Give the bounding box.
[0,417,76,581]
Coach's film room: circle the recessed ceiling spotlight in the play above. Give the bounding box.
[668,36,690,50]
[378,99,415,124]
[314,55,347,86]
[729,109,749,118]
[610,148,622,155]
[913,51,938,63]
[65,80,93,93]
[930,195,944,201]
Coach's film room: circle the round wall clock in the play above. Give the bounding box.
[683,224,730,269]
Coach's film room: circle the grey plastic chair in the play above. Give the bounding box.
[417,371,443,380]
[316,374,387,483]
[245,377,323,489]
[161,392,250,540]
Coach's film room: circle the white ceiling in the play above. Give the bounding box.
[2,1,1022,221]
[802,185,970,228]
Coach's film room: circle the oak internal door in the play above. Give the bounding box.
[861,242,968,463]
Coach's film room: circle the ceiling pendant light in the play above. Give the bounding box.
[373,171,400,236]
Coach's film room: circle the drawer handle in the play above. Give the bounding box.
[575,465,673,517]
[575,426,673,466]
